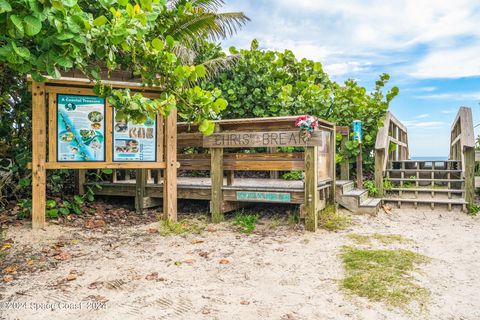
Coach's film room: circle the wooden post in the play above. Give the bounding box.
[304,146,319,232]
[135,169,147,214]
[31,82,46,229]
[340,134,349,180]
[464,147,475,208]
[375,149,385,196]
[330,127,336,204]
[210,125,224,223]
[163,108,177,221]
[268,147,279,179]
[356,143,363,189]
[76,169,86,195]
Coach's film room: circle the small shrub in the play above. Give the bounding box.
[363,180,378,197]
[282,171,303,181]
[158,218,206,236]
[468,203,480,216]
[287,211,300,225]
[318,205,351,231]
[232,213,258,234]
[383,177,393,191]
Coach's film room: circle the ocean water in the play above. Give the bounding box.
[410,156,449,161]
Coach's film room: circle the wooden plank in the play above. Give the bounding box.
[48,93,57,163]
[464,147,475,207]
[45,86,161,99]
[76,169,86,195]
[203,130,330,148]
[336,126,349,136]
[157,115,164,162]
[475,176,480,188]
[210,125,224,223]
[330,126,336,203]
[135,169,147,213]
[163,108,178,221]
[340,134,349,180]
[105,103,113,163]
[304,146,319,231]
[42,162,167,169]
[28,75,163,92]
[375,149,385,196]
[31,82,47,229]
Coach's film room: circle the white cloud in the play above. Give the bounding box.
[403,120,446,128]
[416,92,480,100]
[410,44,480,78]
[416,114,430,119]
[441,108,457,114]
[225,0,480,79]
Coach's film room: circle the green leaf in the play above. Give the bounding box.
[199,119,215,136]
[11,42,30,59]
[166,35,174,47]
[151,38,164,51]
[24,15,42,36]
[93,15,108,27]
[126,3,134,16]
[0,0,12,13]
[46,199,57,209]
[57,57,73,68]
[59,207,70,215]
[195,64,206,78]
[212,98,228,113]
[47,209,59,218]
[118,0,128,5]
[10,15,24,34]
[101,169,113,174]
[63,0,78,7]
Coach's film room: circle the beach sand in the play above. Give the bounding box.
[1,208,479,320]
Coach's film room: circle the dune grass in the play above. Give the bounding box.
[340,246,430,306]
[347,233,413,245]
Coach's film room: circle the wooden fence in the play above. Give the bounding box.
[450,107,476,205]
[374,112,409,195]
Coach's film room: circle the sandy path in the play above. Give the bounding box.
[1,209,479,320]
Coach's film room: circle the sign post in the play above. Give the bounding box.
[353,120,363,189]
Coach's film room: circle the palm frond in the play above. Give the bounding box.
[167,12,250,43]
[169,0,226,11]
[172,43,196,64]
[202,54,239,79]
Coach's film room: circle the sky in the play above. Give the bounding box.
[221,0,480,157]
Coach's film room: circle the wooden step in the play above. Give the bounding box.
[382,197,467,211]
[388,178,464,183]
[388,188,464,193]
[387,169,462,173]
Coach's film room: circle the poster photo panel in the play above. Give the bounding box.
[56,94,106,162]
[112,109,157,162]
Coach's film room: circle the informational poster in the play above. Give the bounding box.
[57,94,105,162]
[113,111,156,162]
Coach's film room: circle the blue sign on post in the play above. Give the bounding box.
[353,120,362,143]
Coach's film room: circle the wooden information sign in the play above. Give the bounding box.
[236,191,292,203]
[203,130,329,148]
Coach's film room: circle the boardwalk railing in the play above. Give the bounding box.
[449,107,475,206]
[476,151,479,189]
[374,112,409,195]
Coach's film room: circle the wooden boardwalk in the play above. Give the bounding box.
[89,177,331,205]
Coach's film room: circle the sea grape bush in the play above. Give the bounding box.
[204,40,399,174]
[0,0,240,134]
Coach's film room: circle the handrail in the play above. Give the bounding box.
[449,106,475,206]
[449,107,475,167]
[374,111,409,195]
